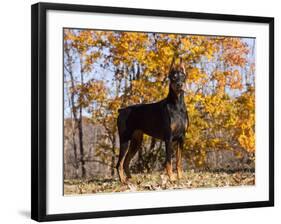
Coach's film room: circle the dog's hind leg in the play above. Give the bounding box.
[116,108,131,184]
[124,130,143,179]
[116,140,129,184]
[176,143,183,179]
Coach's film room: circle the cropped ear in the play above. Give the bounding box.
[179,58,186,75]
[168,57,176,74]
[167,56,176,80]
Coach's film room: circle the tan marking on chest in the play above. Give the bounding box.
[171,121,178,132]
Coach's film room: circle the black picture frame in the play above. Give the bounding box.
[31,2,274,222]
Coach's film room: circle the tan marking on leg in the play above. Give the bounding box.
[166,161,175,181]
[117,142,129,184]
[124,130,143,179]
[117,160,127,184]
[176,146,183,179]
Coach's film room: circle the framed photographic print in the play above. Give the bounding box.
[31,2,274,222]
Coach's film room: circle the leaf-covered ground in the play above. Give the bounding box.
[64,171,255,195]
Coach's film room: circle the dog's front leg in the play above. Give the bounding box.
[165,140,176,182]
[176,141,183,179]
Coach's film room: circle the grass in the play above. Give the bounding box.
[64,170,255,195]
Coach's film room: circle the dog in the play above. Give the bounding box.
[116,59,188,184]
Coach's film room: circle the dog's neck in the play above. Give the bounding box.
[166,85,185,105]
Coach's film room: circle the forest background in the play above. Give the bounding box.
[63,29,256,194]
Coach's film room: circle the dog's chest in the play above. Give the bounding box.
[168,104,187,136]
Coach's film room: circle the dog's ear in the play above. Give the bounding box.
[179,58,186,75]
[162,59,174,84]
[168,56,176,77]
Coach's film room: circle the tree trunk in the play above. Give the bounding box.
[111,155,115,177]
[78,56,86,178]
[110,134,117,177]
[78,107,86,178]
[69,97,79,178]
[64,47,80,178]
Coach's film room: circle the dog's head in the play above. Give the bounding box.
[168,60,187,95]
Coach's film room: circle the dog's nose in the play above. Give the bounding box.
[176,83,182,88]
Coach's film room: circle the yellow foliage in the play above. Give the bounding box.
[64,29,256,169]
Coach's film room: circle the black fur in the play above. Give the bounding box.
[116,66,188,183]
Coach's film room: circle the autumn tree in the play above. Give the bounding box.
[64,29,106,178]
[63,29,256,178]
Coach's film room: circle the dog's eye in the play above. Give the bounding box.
[169,74,176,80]
[181,73,186,80]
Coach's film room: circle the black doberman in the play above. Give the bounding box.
[116,60,188,183]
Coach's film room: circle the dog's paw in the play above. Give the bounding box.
[168,175,177,183]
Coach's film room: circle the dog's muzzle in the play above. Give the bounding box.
[176,83,187,92]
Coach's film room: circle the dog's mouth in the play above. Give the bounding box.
[177,84,187,92]
[171,84,185,94]
[170,82,188,95]
[180,86,186,92]
[176,88,184,93]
